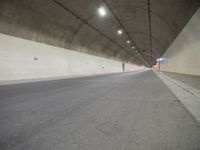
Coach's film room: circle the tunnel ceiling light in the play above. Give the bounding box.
[98,6,107,17]
[135,50,138,53]
[117,29,122,35]
[126,40,130,44]
[132,46,135,49]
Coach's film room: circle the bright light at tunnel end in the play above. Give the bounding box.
[157,58,165,62]
[98,6,107,17]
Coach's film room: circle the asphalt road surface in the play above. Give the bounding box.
[0,70,200,150]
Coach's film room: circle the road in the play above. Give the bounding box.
[0,70,200,150]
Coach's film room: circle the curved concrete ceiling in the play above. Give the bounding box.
[0,0,199,66]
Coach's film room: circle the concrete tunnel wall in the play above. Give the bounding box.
[0,33,143,82]
[160,8,200,76]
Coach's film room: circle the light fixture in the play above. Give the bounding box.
[98,6,107,17]
[126,40,130,44]
[117,29,122,35]
[132,46,135,49]
[136,50,138,53]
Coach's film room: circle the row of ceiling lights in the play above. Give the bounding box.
[98,6,139,54]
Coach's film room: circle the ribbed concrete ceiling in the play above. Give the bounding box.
[0,0,199,66]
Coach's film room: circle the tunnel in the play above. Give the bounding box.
[0,0,200,149]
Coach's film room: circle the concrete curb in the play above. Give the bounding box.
[0,70,145,86]
[155,71,200,98]
[154,70,200,126]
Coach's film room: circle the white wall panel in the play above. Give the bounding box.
[0,33,141,82]
[160,8,200,75]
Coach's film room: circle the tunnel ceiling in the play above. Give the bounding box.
[0,0,200,66]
